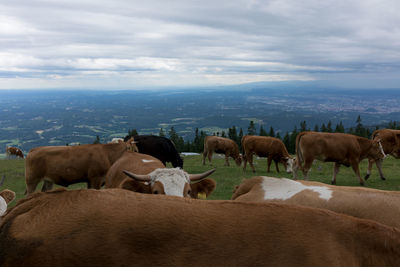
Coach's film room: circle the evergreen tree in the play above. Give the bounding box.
[269,126,275,137]
[128,129,138,137]
[327,121,333,133]
[159,128,165,137]
[221,131,226,137]
[228,126,238,144]
[320,123,327,132]
[300,121,307,132]
[247,121,257,135]
[93,135,101,144]
[335,121,345,133]
[313,124,319,132]
[276,132,281,139]
[259,125,268,136]
[288,126,298,154]
[238,128,244,150]
[283,132,290,151]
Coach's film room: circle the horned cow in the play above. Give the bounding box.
[242,135,294,173]
[25,138,138,194]
[232,176,400,229]
[294,131,385,185]
[1,189,399,266]
[202,136,241,166]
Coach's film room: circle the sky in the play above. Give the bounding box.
[0,0,399,90]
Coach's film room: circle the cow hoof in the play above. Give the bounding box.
[331,181,336,185]
[381,177,386,181]
[364,174,370,180]
[360,181,365,186]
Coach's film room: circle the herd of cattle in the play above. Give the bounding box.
[1,129,400,265]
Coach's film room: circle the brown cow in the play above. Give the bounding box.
[232,176,400,229]
[5,146,24,159]
[25,138,138,194]
[242,135,294,173]
[202,136,241,166]
[1,189,400,266]
[105,152,216,199]
[294,131,385,185]
[365,128,399,181]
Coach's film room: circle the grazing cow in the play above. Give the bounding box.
[24,138,138,194]
[365,128,400,181]
[202,136,241,166]
[232,176,400,229]
[1,189,400,266]
[122,167,216,199]
[5,146,24,159]
[124,135,183,168]
[242,135,294,173]
[294,131,385,185]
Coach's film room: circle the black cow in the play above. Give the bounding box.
[124,135,183,168]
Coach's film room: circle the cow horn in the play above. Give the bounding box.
[189,168,216,181]
[123,170,151,181]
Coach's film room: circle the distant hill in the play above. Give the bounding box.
[1,87,399,153]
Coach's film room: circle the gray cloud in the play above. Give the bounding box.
[0,0,399,89]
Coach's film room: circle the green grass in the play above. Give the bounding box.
[2,155,400,206]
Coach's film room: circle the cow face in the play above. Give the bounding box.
[121,168,216,198]
[235,155,242,166]
[285,157,295,173]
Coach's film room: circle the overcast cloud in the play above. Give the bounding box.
[0,0,399,89]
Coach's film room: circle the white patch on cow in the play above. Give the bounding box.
[261,177,332,201]
[0,196,7,217]
[286,158,294,173]
[142,159,155,163]
[149,168,189,197]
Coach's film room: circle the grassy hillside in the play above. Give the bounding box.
[1,155,400,207]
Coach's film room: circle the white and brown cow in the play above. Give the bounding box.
[25,138,138,194]
[242,135,294,173]
[294,131,385,185]
[5,146,24,159]
[365,128,400,181]
[0,189,15,217]
[105,151,216,199]
[1,188,400,266]
[232,176,400,229]
[202,136,241,166]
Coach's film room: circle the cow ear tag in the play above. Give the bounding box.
[197,192,207,199]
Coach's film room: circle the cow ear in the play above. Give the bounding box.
[120,179,151,194]
[0,189,16,204]
[191,178,216,199]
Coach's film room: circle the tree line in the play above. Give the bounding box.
[123,115,397,154]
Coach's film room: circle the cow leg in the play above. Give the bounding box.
[302,159,313,180]
[88,177,103,189]
[224,154,230,166]
[274,160,280,173]
[202,151,207,165]
[41,180,54,192]
[248,155,256,173]
[25,180,40,195]
[364,158,374,180]
[375,159,386,180]
[331,163,340,185]
[267,157,272,172]
[350,162,364,186]
[207,152,213,165]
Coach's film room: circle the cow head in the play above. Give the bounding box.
[125,137,139,152]
[235,155,242,166]
[121,168,216,198]
[0,189,16,217]
[171,156,184,168]
[369,139,387,161]
[285,157,295,173]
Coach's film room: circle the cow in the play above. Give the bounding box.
[105,152,216,199]
[202,136,241,166]
[241,135,294,173]
[365,128,400,181]
[24,138,138,195]
[5,146,24,159]
[1,189,400,266]
[294,131,385,185]
[124,135,183,168]
[232,176,400,229]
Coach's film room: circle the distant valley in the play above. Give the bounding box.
[1,86,400,154]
